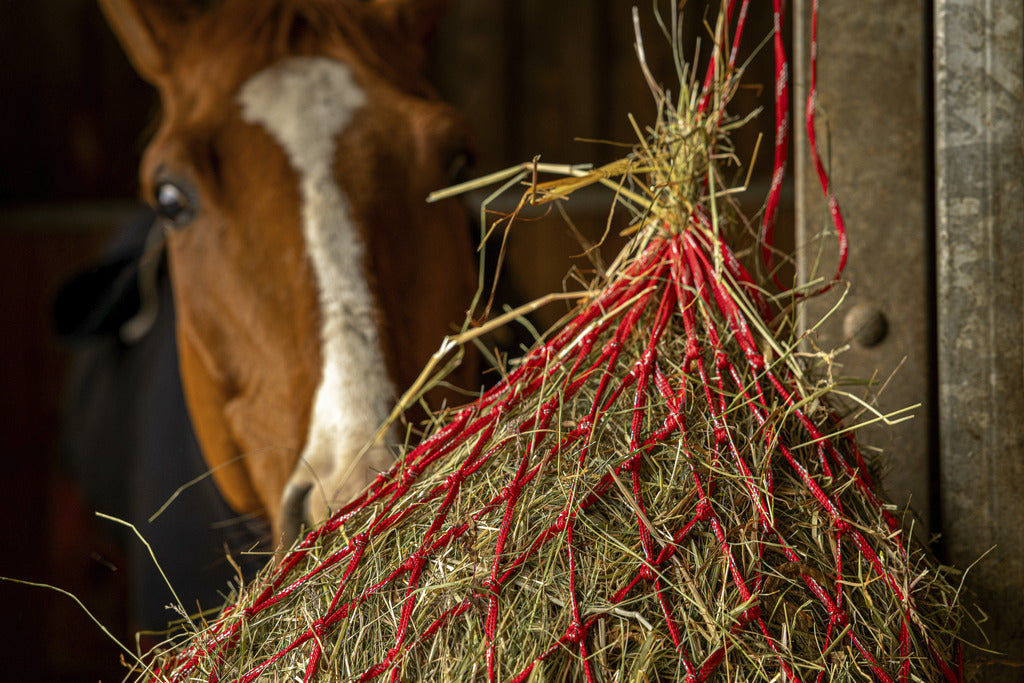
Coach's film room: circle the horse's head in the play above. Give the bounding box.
[100,0,477,544]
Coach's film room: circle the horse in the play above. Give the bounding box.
[96,0,479,547]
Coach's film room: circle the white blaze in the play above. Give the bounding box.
[238,57,394,530]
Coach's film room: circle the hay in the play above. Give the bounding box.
[140,2,971,681]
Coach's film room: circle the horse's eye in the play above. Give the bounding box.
[154,181,197,228]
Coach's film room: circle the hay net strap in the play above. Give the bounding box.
[153,2,963,682]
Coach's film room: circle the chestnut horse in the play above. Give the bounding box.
[98,0,477,545]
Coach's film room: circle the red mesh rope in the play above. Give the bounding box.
[148,2,963,681]
[153,225,962,682]
[759,0,847,296]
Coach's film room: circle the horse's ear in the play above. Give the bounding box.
[98,0,194,82]
[371,0,450,48]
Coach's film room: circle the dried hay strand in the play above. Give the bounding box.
[141,2,970,681]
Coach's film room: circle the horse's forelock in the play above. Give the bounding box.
[208,0,438,96]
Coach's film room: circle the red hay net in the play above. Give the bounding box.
[145,1,966,681]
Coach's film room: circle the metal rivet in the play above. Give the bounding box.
[844,304,888,347]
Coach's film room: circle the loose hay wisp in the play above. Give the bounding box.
[142,2,970,681]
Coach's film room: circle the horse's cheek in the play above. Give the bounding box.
[175,314,263,516]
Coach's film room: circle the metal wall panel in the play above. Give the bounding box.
[935,1,1024,674]
[793,0,934,529]
[796,0,1024,673]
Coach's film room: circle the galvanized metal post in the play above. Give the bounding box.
[794,1,934,529]
[934,1,1024,674]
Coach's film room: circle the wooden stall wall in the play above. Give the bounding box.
[0,2,780,680]
[433,1,781,328]
[1,4,153,681]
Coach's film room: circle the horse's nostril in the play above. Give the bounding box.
[280,481,314,549]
